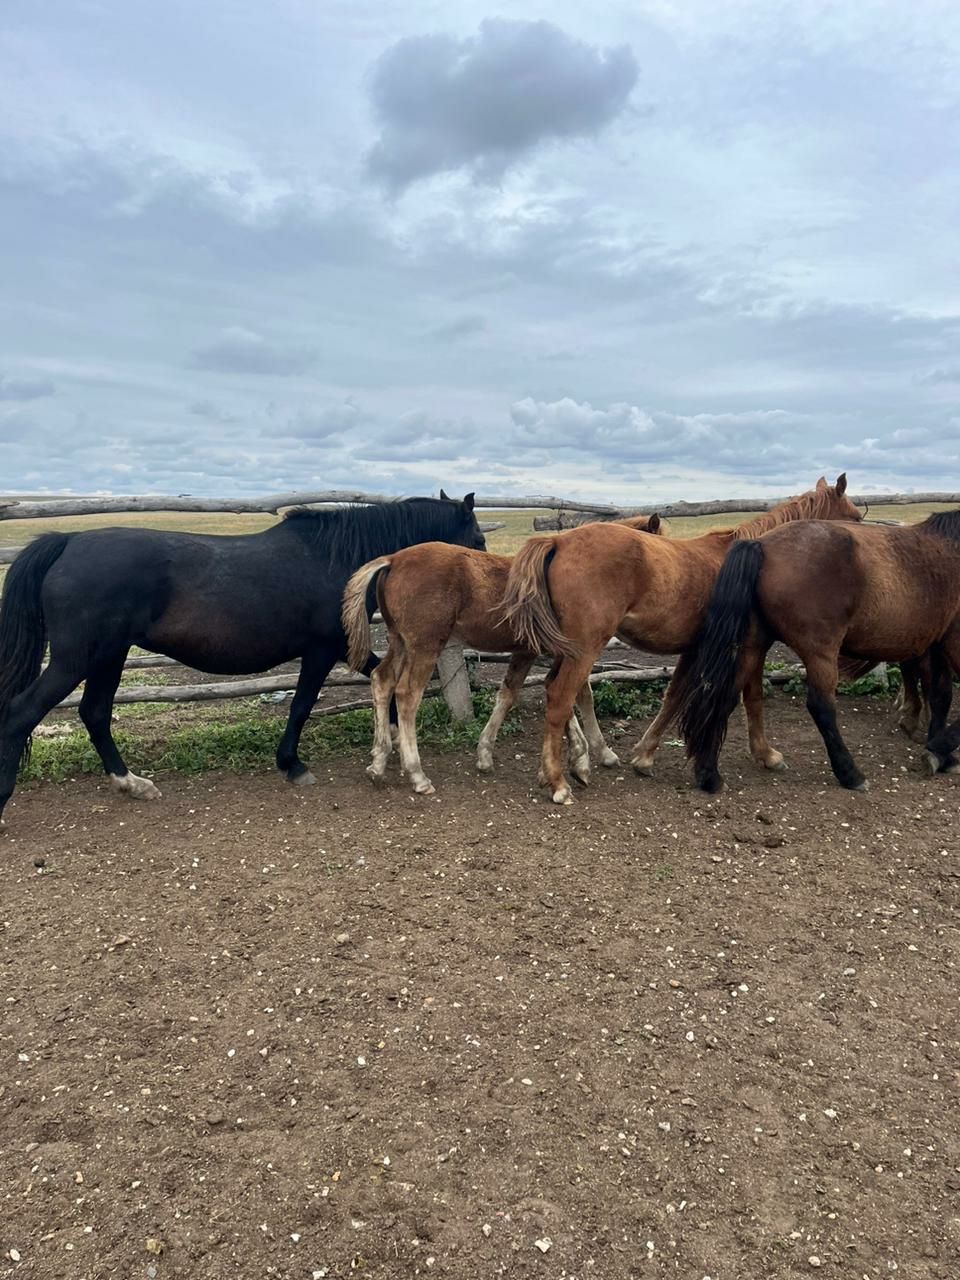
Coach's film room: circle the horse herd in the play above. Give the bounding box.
[1,475,958,831]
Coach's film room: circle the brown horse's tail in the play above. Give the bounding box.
[675,539,765,791]
[342,557,392,671]
[497,537,578,658]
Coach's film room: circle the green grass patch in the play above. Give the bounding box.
[22,689,520,783]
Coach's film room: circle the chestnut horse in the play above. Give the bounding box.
[674,510,960,793]
[341,515,663,795]
[497,476,863,803]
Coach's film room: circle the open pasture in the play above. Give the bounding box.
[2,694,959,1280]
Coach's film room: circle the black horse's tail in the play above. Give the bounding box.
[0,533,71,726]
[675,539,765,783]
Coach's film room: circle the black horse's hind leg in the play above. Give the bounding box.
[360,652,398,726]
[919,645,956,773]
[802,652,867,790]
[0,660,83,826]
[276,648,337,785]
[79,651,162,799]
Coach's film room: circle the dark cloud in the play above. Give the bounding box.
[365,19,638,189]
[188,327,315,376]
[0,373,55,401]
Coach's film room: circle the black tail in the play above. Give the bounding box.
[675,539,765,789]
[0,534,71,734]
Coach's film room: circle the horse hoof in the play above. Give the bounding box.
[632,759,654,777]
[110,772,162,801]
[764,758,787,772]
[552,787,573,805]
[600,749,620,768]
[414,780,436,796]
[290,770,317,787]
[696,771,724,794]
[926,752,942,777]
[570,761,590,786]
[366,764,386,784]
[850,779,870,792]
[476,753,493,773]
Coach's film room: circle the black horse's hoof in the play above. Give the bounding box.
[695,768,724,794]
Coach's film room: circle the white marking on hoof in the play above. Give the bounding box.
[366,763,386,783]
[414,779,435,796]
[476,750,493,773]
[290,770,317,787]
[110,772,162,801]
[600,748,620,768]
[764,755,787,772]
[925,752,943,776]
[552,786,573,805]
[851,779,870,792]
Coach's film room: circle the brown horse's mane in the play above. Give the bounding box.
[918,508,960,543]
[699,486,848,544]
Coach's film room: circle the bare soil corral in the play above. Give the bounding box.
[1,695,959,1280]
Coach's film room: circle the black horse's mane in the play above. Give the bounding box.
[919,509,960,544]
[281,498,466,563]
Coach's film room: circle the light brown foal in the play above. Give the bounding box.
[498,475,863,803]
[341,515,662,795]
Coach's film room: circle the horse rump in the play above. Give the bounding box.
[496,537,578,658]
[675,539,766,784]
[342,557,392,671]
[0,533,71,726]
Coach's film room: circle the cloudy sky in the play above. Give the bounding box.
[1,1,959,502]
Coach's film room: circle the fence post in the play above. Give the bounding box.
[436,642,474,721]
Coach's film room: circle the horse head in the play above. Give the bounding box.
[816,472,863,522]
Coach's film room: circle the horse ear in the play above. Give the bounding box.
[816,475,827,491]
[463,492,475,512]
[647,513,661,533]
[835,472,847,495]
[440,487,450,500]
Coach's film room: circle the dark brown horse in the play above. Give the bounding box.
[497,476,863,803]
[341,515,663,795]
[674,510,960,793]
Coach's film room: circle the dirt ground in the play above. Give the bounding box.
[1,694,959,1280]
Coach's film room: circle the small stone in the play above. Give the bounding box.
[74,1171,83,1184]
[335,932,351,945]
[808,1257,821,1268]
[9,1249,21,1263]
[534,1238,552,1253]
[205,1110,224,1126]
[33,857,45,869]
[147,1267,158,1279]
[145,1238,163,1255]
[482,1224,492,1237]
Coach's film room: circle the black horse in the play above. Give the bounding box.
[0,493,485,825]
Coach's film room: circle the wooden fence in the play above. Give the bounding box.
[0,485,941,721]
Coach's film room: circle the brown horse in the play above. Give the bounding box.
[341,515,663,795]
[497,476,863,803]
[674,510,960,793]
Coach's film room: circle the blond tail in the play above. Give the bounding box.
[342,558,391,671]
[497,537,579,658]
